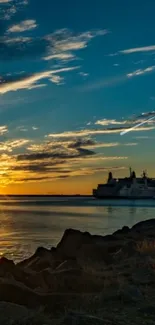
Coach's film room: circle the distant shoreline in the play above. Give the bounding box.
[0,195,92,197]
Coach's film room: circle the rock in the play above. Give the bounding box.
[138,305,155,315]
[132,267,155,285]
[77,243,113,268]
[0,278,42,308]
[0,302,32,325]
[55,259,82,271]
[10,308,53,325]
[0,257,15,276]
[41,268,104,293]
[132,219,155,233]
[60,312,107,325]
[56,228,121,260]
[17,247,62,272]
[56,229,92,258]
[118,284,143,303]
[0,257,47,292]
[113,226,130,236]
[114,241,138,260]
[0,278,98,313]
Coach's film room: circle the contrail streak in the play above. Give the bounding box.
[120,115,155,135]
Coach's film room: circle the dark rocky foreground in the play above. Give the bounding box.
[1,219,155,324]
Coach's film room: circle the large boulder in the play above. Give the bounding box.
[56,229,92,258]
[56,228,121,260]
[17,247,62,272]
[132,219,155,234]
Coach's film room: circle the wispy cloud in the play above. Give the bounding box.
[8,19,37,33]
[32,126,38,131]
[0,66,79,94]
[0,139,30,152]
[127,66,155,78]
[1,0,28,21]
[0,0,12,3]
[95,119,127,126]
[0,125,8,134]
[81,64,155,92]
[49,75,64,84]
[79,72,89,77]
[47,126,155,138]
[95,114,155,127]
[43,52,74,61]
[109,45,155,57]
[120,45,155,54]
[43,29,109,62]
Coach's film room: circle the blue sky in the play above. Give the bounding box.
[0,0,155,194]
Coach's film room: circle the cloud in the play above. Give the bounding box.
[0,139,30,152]
[109,45,155,57]
[49,75,64,84]
[28,84,46,90]
[95,119,127,126]
[17,146,95,162]
[43,29,109,61]
[0,0,12,3]
[47,125,155,138]
[8,19,37,33]
[0,35,49,60]
[127,66,155,78]
[0,125,8,134]
[0,66,79,94]
[120,45,155,54]
[0,25,108,63]
[124,143,137,146]
[43,52,74,61]
[27,138,136,157]
[95,114,155,127]
[0,0,28,21]
[68,138,120,149]
[81,64,155,92]
[0,133,129,186]
[79,72,89,77]
[137,111,155,119]
[7,164,127,184]
[32,126,38,130]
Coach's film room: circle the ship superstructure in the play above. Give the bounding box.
[93,169,155,199]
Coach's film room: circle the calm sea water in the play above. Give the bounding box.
[0,196,155,262]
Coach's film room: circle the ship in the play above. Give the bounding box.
[93,168,155,199]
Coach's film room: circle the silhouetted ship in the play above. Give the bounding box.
[93,168,155,199]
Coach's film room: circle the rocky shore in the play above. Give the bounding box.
[1,218,155,324]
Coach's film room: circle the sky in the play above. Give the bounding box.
[0,0,155,194]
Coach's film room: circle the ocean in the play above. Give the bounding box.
[0,196,155,262]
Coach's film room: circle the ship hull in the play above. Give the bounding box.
[93,195,155,200]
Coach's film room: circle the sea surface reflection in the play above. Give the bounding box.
[0,196,154,261]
